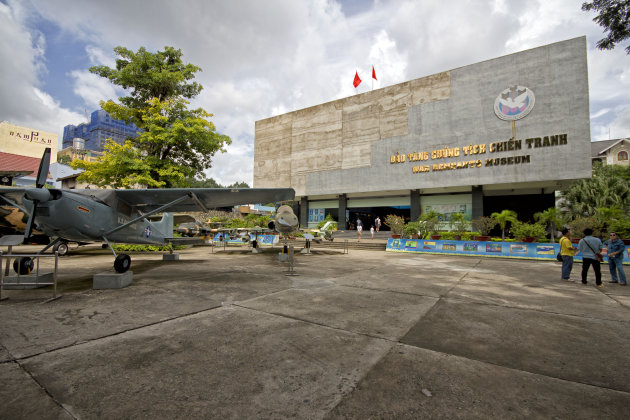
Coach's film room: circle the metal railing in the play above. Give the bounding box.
[0,252,59,302]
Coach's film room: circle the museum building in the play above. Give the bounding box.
[253,37,592,229]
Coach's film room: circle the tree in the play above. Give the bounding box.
[582,1,630,54]
[533,207,565,243]
[561,162,630,217]
[491,210,518,241]
[173,175,250,189]
[72,46,231,188]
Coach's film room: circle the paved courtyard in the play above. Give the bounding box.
[1,244,629,418]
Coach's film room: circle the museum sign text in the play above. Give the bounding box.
[390,134,568,174]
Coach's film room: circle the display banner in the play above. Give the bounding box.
[213,234,280,246]
[386,238,630,264]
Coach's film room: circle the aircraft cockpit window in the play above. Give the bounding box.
[117,200,132,216]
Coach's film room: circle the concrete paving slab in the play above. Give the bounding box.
[20,307,392,419]
[241,285,439,340]
[0,362,73,419]
[333,255,480,297]
[449,271,630,322]
[401,298,630,393]
[0,253,294,360]
[328,345,630,419]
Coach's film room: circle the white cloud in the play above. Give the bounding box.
[0,1,83,141]
[70,70,119,109]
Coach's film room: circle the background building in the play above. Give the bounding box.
[62,109,140,152]
[254,37,591,229]
[591,138,630,166]
[0,121,58,162]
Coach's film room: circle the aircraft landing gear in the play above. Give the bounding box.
[114,254,131,273]
[53,241,69,256]
[13,257,34,275]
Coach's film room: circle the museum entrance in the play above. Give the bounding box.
[348,206,410,231]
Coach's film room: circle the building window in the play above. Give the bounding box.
[618,151,628,161]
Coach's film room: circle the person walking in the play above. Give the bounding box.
[559,228,577,281]
[356,218,363,242]
[605,231,627,285]
[375,216,381,232]
[370,225,375,239]
[577,228,603,287]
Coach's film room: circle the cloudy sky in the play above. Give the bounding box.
[1,0,629,185]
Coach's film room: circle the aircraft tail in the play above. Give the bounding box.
[154,212,174,239]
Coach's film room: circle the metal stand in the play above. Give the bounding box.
[0,251,60,302]
[285,245,298,276]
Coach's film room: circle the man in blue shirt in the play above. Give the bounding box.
[577,228,603,287]
[605,232,627,285]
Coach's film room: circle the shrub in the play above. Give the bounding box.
[510,221,547,240]
[449,212,470,236]
[403,221,422,238]
[113,244,187,252]
[609,219,630,238]
[567,217,600,239]
[384,214,405,235]
[471,217,496,236]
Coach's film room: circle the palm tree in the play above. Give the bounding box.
[490,210,518,241]
[534,207,565,243]
[561,162,630,218]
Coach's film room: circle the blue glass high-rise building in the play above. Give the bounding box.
[62,110,140,152]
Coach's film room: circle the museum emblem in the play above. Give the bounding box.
[494,85,535,121]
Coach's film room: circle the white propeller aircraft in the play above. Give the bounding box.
[0,148,295,274]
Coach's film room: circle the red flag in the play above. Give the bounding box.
[353,71,362,88]
[372,66,377,80]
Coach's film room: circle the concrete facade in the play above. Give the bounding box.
[254,37,591,226]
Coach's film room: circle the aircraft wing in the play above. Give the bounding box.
[106,188,295,213]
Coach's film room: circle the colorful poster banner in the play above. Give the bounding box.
[386,238,627,263]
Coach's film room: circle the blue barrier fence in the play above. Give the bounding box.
[386,238,630,264]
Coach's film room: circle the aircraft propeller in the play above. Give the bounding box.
[23,147,52,239]
[14,147,51,274]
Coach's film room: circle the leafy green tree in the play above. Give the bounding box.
[57,155,72,165]
[561,162,630,217]
[534,207,565,243]
[491,210,518,241]
[73,46,231,188]
[582,1,630,54]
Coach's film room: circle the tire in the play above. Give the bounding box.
[54,241,69,256]
[13,257,34,275]
[114,254,131,273]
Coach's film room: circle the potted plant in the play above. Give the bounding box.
[403,221,421,239]
[384,214,405,238]
[420,210,443,239]
[449,212,469,240]
[533,207,565,243]
[510,221,547,242]
[471,216,496,241]
[490,209,518,241]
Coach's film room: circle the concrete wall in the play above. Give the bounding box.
[254,37,591,198]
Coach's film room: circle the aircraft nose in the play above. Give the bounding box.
[25,188,51,202]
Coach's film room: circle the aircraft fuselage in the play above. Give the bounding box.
[26,190,168,244]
